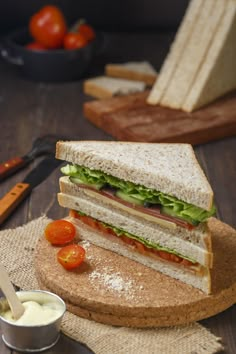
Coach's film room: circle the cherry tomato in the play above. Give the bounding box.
[78,23,95,41]
[25,42,47,50]
[45,220,76,245]
[57,244,85,270]
[29,5,67,49]
[63,32,87,50]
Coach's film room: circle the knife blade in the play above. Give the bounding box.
[0,155,62,225]
[0,134,68,182]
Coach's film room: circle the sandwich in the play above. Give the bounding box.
[159,0,225,110]
[147,0,204,105]
[56,141,216,294]
[148,0,236,112]
[182,0,236,112]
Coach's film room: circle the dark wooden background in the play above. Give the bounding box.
[0,30,235,353]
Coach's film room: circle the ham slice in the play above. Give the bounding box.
[77,184,195,230]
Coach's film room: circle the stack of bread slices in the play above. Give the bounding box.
[147,0,236,112]
[83,61,158,99]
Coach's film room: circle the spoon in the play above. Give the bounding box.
[0,263,25,320]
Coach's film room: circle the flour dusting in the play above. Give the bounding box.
[89,266,143,300]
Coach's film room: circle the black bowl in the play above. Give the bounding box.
[0,27,104,82]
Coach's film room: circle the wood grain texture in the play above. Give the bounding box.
[0,30,235,353]
[84,90,236,145]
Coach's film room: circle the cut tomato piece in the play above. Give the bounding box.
[97,222,109,234]
[158,250,172,261]
[133,241,146,254]
[69,210,196,267]
[181,258,194,266]
[83,216,98,229]
[119,235,135,246]
[57,244,85,270]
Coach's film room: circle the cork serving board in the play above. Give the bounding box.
[34,217,236,328]
[83,91,236,145]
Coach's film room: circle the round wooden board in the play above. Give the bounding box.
[34,218,236,328]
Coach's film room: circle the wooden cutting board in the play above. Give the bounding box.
[83,91,236,144]
[34,218,236,328]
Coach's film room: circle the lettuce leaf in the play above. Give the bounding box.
[61,164,216,224]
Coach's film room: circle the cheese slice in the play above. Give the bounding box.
[83,188,177,230]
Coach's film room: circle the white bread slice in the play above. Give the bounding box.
[147,0,204,105]
[66,214,211,294]
[160,0,225,110]
[83,76,146,99]
[58,190,213,268]
[182,0,236,112]
[105,61,157,86]
[56,141,214,210]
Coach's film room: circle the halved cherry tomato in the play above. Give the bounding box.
[57,244,85,270]
[45,220,76,245]
[78,23,95,41]
[25,42,47,50]
[29,5,67,49]
[63,32,87,50]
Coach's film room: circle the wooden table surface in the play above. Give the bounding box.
[0,30,235,354]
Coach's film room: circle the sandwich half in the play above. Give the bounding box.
[147,0,204,105]
[159,0,225,110]
[56,141,216,294]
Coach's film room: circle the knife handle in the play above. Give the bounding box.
[0,157,28,182]
[0,183,31,224]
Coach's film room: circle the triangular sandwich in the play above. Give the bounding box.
[56,141,216,294]
[147,0,204,105]
[159,0,225,109]
[182,0,236,112]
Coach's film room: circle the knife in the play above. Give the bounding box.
[0,155,62,225]
[0,134,68,182]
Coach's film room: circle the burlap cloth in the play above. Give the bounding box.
[0,216,223,354]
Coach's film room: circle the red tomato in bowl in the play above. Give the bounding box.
[63,32,87,50]
[78,23,95,41]
[25,42,47,50]
[57,244,85,270]
[45,220,76,245]
[29,5,67,49]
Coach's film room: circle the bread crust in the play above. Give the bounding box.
[105,63,157,86]
[83,76,145,99]
[56,140,214,210]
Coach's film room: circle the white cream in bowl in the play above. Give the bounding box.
[0,290,66,352]
[1,298,64,326]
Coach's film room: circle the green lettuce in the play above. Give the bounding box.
[61,164,216,225]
